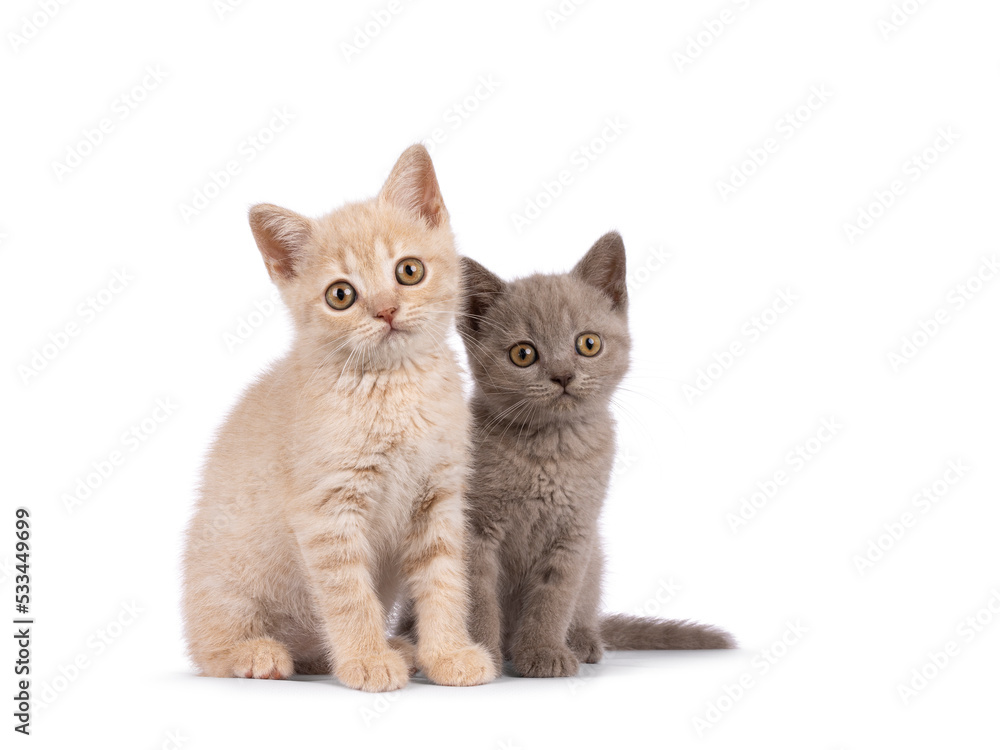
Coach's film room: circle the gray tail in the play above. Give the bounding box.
[600,614,736,650]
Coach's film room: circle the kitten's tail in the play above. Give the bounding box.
[600,614,737,650]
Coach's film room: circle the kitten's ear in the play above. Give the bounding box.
[248,203,312,282]
[378,144,448,228]
[460,257,504,338]
[573,231,627,312]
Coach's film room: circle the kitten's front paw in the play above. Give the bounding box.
[485,645,503,674]
[568,628,605,664]
[228,638,294,679]
[336,649,410,692]
[514,644,579,678]
[420,644,498,687]
[388,635,418,677]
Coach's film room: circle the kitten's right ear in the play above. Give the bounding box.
[379,145,448,228]
[460,257,504,338]
[573,231,628,312]
[248,203,312,282]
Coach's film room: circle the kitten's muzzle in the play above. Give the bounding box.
[551,373,574,390]
[376,306,398,326]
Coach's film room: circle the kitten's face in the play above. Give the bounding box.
[281,201,459,367]
[461,233,630,424]
[248,146,459,370]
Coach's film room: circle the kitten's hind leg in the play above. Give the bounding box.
[567,625,604,664]
[393,598,417,641]
[226,638,294,679]
[185,590,296,679]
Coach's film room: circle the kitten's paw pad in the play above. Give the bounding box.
[388,636,418,677]
[420,644,498,686]
[336,650,410,692]
[229,638,294,679]
[514,645,579,678]
[568,630,605,664]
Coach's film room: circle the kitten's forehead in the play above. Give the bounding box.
[308,202,434,278]
[325,235,400,279]
[496,274,618,336]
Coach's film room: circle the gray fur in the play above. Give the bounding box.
[455,232,735,678]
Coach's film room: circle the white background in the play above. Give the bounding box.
[3,0,999,747]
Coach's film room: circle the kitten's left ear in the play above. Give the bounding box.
[379,144,448,228]
[248,203,313,283]
[573,231,627,312]
[459,257,504,338]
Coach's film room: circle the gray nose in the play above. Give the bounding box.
[551,373,574,388]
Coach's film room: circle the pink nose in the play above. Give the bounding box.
[376,307,397,325]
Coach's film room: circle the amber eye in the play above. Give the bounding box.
[325,282,356,310]
[509,342,538,367]
[395,258,425,286]
[575,333,602,357]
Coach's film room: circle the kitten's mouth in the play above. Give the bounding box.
[379,322,408,337]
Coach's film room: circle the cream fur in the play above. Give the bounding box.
[182,146,495,691]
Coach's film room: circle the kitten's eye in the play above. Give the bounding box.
[395,258,425,286]
[575,333,602,357]
[509,343,538,367]
[325,282,356,310]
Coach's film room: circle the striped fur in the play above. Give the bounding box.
[182,146,495,692]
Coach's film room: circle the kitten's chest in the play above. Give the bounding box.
[487,420,613,551]
[497,459,601,578]
[302,362,468,492]
[361,373,456,440]
[505,418,613,499]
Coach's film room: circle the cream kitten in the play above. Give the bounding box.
[182,146,495,692]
